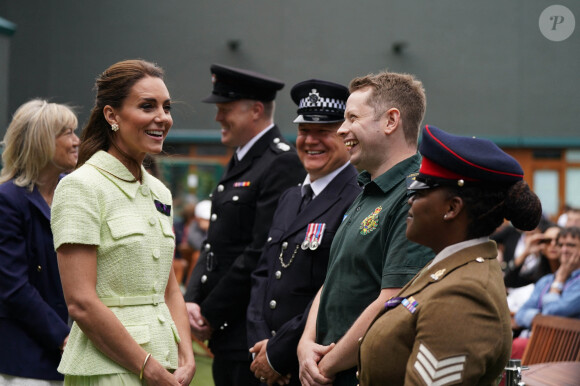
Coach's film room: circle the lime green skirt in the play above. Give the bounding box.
[64,374,143,386]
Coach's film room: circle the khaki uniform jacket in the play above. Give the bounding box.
[358,241,511,386]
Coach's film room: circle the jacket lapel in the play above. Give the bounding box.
[26,186,51,221]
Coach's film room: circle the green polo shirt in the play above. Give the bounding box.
[317,153,434,347]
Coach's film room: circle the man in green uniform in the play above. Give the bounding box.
[297,71,435,385]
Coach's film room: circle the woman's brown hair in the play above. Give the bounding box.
[77,60,165,177]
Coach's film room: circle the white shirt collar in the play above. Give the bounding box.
[236,123,275,161]
[301,161,351,198]
[428,237,490,268]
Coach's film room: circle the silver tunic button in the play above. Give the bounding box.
[282,241,288,249]
[209,193,213,198]
[267,237,272,242]
[232,195,239,201]
[269,300,277,309]
[201,275,208,283]
[273,137,281,144]
[275,271,282,279]
[211,213,217,221]
[271,330,276,336]
[217,185,224,192]
[204,243,211,251]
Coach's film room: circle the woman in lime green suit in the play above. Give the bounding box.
[52,60,195,385]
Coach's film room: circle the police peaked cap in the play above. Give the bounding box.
[408,125,524,190]
[290,79,349,124]
[202,63,284,103]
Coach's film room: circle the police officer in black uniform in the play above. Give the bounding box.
[246,79,361,385]
[184,64,305,386]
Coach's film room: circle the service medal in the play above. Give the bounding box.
[303,223,316,249]
[309,223,326,250]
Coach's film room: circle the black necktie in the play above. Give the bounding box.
[299,185,313,212]
[226,153,239,174]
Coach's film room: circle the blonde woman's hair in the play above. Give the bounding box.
[0,99,78,190]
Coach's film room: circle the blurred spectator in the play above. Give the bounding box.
[565,208,580,228]
[183,200,211,284]
[557,205,572,227]
[506,225,562,327]
[512,226,580,358]
[492,217,550,274]
[174,202,198,284]
[504,224,560,288]
[187,199,211,251]
[0,99,78,383]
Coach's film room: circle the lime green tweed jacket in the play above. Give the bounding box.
[51,151,180,375]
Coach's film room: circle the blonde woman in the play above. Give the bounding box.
[0,99,78,384]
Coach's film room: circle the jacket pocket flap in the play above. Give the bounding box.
[125,324,151,345]
[159,217,175,239]
[107,216,146,240]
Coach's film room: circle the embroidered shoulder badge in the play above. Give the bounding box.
[359,206,382,235]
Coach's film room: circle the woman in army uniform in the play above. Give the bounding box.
[358,125,542,385]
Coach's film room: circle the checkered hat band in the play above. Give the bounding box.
[298,97,346,111]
